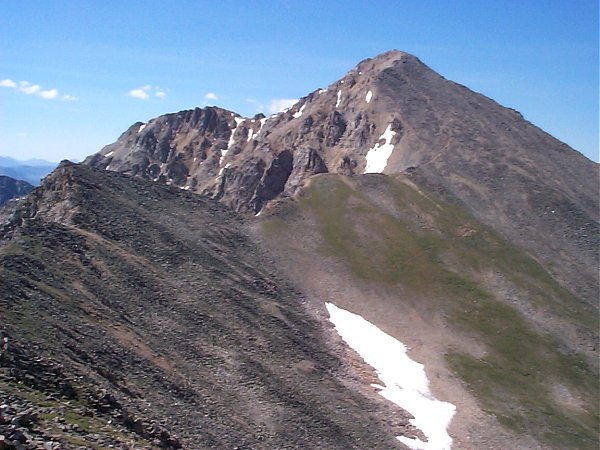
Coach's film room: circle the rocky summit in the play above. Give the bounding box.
[2,50,599,449]
[85,50,598,307]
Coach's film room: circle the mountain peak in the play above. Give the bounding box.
[353,49,421,74]
[84,52,598,304]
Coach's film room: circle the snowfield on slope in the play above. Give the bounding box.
[364,123,396,174]
[326,303,456,450]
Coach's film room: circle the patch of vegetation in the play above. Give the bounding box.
[296,174,598,448]
[260,216,290,235]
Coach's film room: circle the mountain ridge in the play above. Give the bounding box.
[0,162,414,449]
[1,50,596,449]
[84,50,598,306]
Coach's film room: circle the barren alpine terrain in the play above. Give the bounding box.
[1,50,598,449]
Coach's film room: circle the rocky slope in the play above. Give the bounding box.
[253,173,598,449]
[84,50,598,307]
[0,162,414,449]
[5,50,596,449]
[0,176,33,206]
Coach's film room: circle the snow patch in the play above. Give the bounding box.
[293,104,306,119]
[254,117,268,138]
[138,124,146,133]
[365,90,373,103]
[225,129,236,154]
[364,123,396,174]
[218,162,232,177]
[104,151,114,158]
[336,90,342,108]
[247,128,255,142]
[318,89,327,94]
[325,303,455,450]
[105,165,111,171]
[222,119,244,165]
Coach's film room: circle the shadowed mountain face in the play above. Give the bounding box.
[0,163,411,449]
[0,176,34,206]
[84,50,598,307]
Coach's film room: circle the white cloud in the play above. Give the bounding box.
[0,79,16,88]
[128,87,150,100]
[204,92,218,101]
[127,88,150,100]
[128,85,167,100]
[3,79,73,100]
[39,89,59,99]
[61,94,78,101]
[268,98,298,114]
[20,81,41,95]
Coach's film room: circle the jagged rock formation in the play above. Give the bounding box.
[0,162,412,449]
[84,50,598,307]
[0,176,33,206]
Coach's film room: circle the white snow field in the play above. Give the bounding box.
[325,303,456,450]
[363,123,396,174]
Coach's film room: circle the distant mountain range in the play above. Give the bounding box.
[1,51,598,449]
[0,156,57,185]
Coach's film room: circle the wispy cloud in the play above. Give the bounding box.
[128,85,167,100]
[204,92,218,101]
[39,89,59,99]
[20,81,40,95]
[128,87,150,100]
[0,78,76,101]
[60,94,77,102]
[268,98,298,114]
[0,79,16,88]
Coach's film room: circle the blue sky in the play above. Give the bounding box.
[1,0,598,162]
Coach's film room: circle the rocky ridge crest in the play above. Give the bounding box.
[85,50,599,305]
